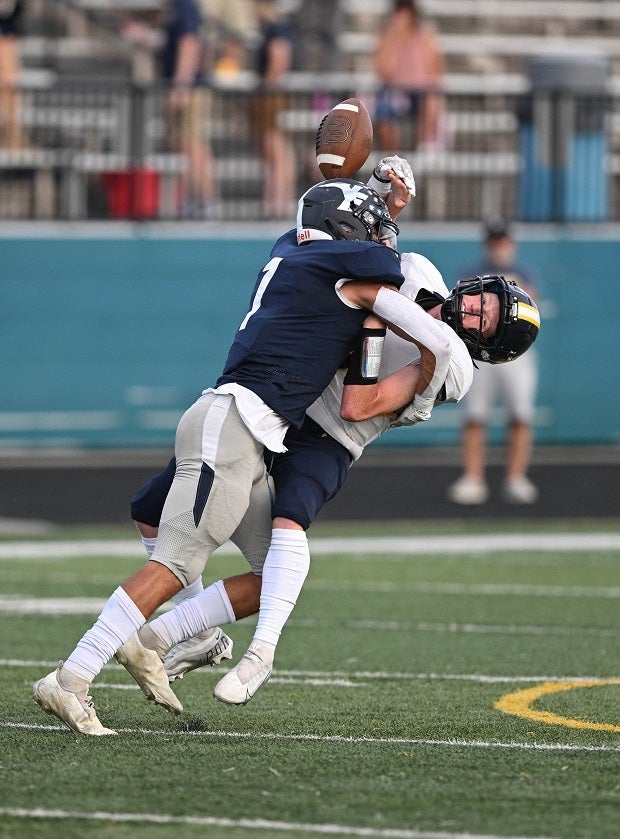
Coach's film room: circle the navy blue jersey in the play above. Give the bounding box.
[217,230,403,427]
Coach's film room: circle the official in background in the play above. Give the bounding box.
[447,216,540,505]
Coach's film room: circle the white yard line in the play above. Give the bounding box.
[291,619,619,637]
[1,721,618,755]
[1,580,618,618]
[0,532,619,560]
[0,807,555,839]
[305,581,620,598]
[0,658,614,685]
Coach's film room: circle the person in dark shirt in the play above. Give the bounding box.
[160,0,219,218]
[248,1,296,218]
[447,216,540,506]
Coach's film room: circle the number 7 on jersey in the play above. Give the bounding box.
[238,257,282,331]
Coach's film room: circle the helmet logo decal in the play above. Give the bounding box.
[332,181,373,211]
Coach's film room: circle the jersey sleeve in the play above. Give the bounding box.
[400,252,450,299]
[340,243,404,289]
[371,286,453,420]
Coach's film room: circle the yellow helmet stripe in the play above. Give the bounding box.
[517,301,540,328]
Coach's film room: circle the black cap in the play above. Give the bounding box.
[484,215,511,241]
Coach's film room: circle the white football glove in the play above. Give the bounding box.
[366,155,416,199]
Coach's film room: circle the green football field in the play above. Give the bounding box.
[1,519,619,839]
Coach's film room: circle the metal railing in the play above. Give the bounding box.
[1,80,619,223]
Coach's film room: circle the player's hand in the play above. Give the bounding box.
[367,155,416,198]
[385,169,412,217]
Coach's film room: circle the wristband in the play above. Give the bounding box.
[366,171,391,198]
[343,327,386,385]
[412,393,433,422]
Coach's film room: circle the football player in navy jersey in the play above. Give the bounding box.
[122,163,538,707]
[32,170,464,735]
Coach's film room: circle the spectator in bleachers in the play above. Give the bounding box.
[0,0,24,148]
[289,0,344,74]
[374,0,446,152]
[249,0,296,219]
[201,0,258,83]
[160,0,219,218]
[447,217,540,506]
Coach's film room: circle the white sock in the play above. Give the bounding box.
[253,528,310,649]
[172,576,204,605]
[63,587,145,682]
[146,579,235,649]
[141,536,157,559]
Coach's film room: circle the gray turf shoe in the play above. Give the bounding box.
[115,631,183,714]
[164,627,234,682]
[213,641,274,705]
[33,666,117,736]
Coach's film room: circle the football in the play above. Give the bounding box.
[315,98,373,179]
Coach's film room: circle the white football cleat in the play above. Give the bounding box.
[213,641,274,706]
[115,631,183,715]
[33,666,117,736]
[164,627,233,682]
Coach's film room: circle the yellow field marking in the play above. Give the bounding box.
[495,679,620,732]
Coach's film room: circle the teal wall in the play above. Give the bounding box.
[1,230,618,449]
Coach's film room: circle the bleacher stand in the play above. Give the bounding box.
[2,0,620,221]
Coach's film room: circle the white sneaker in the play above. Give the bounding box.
[164,627,233,682]
[503,476,538,504]
[33,666,117,736]
[115,631,183,715]
[447,475,489,505]
[213,641,274,706]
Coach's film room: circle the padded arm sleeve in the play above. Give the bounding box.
[371,286,453,420]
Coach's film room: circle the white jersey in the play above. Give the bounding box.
[306,252,474,460]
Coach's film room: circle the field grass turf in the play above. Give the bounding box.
[1,519,619,839]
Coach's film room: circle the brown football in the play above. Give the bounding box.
[315,98,373,179]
